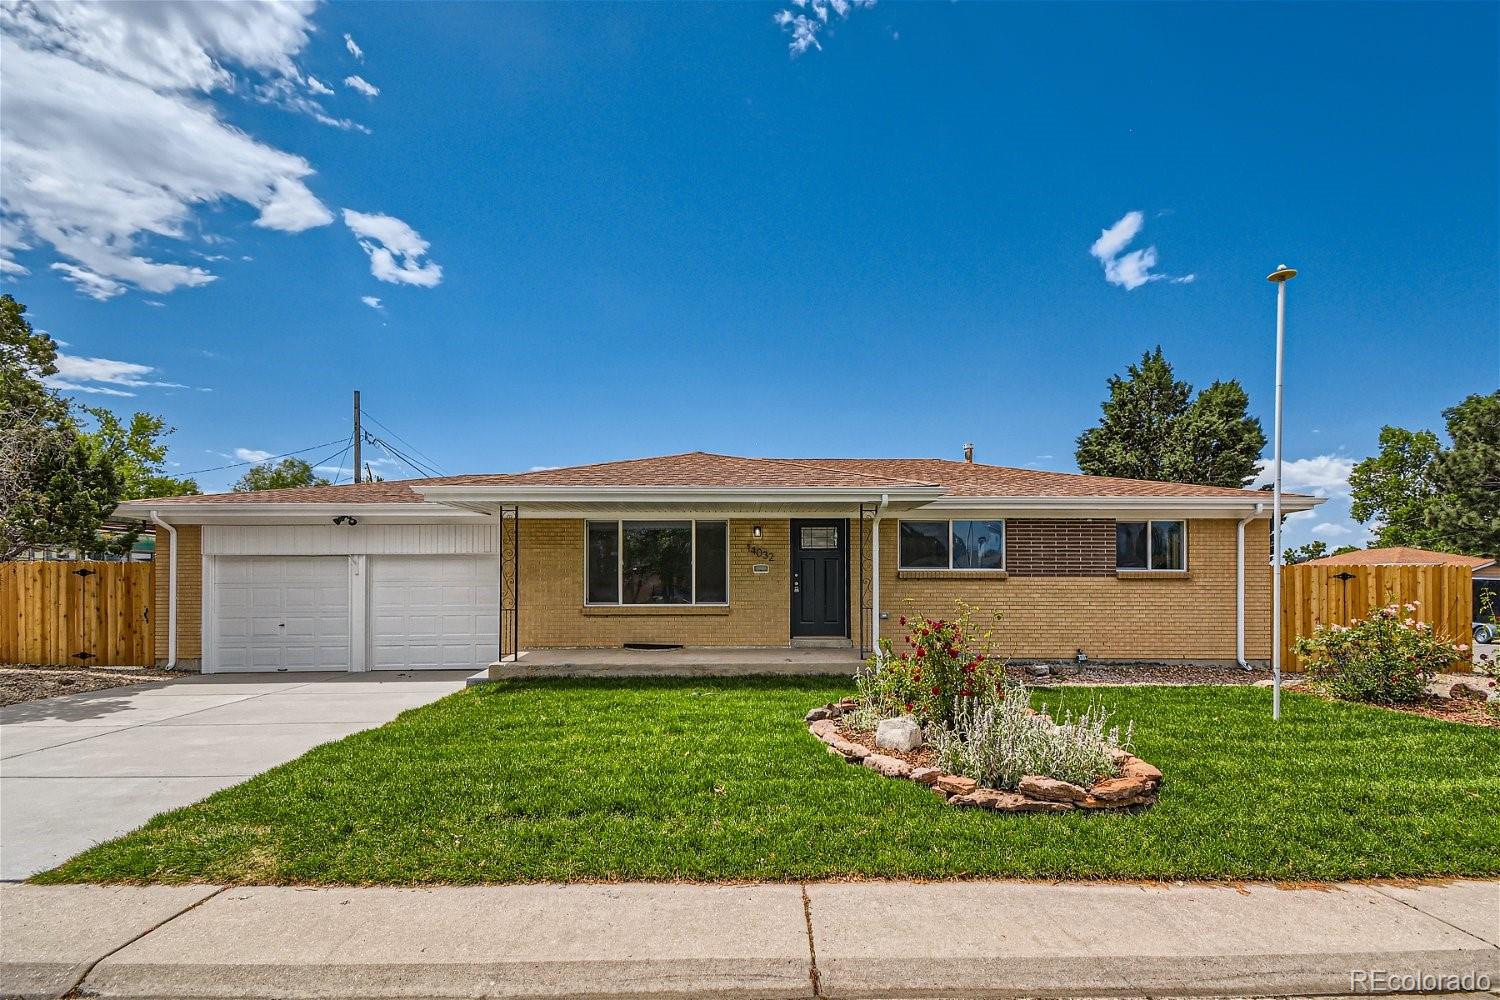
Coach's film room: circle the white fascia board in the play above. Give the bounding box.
[411,485,945,506]
[916,494,1322,517]
[112,502,488,524]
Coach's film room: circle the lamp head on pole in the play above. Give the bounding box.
[1267,264,1297,283]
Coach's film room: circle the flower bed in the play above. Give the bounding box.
[804,701,1161,811]
[804,602,1159,813]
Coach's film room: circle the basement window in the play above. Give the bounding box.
[586,520,729,606]
[1116,520,1187,571]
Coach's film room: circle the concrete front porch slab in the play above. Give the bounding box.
[488,645,863,679]
[83,883,814,999]
[805,880,1500,998]
[0,884,221,1000]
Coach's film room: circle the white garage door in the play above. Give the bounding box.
[369,556,500,670]
[213,557,351,672]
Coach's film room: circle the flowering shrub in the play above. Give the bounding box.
[929,687,1132,789]
[853,601,1005,727]
[1294,601,1468,705]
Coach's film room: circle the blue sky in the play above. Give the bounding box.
[3,1,1496,548]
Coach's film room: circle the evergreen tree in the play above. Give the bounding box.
[1076,347,1266,487]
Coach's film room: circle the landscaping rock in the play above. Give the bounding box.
[935,775,978,796]
[837,697,859,710]
[1088,774,1155,802]
[875,715,923,752]
[1449,682,1487,702]
[1024,664,1051,679]
[950,789,1004,808]
[909,767,942,786]
[1120,756,1163,783]
[808,719,839,741]
[992,793,1073,813]
[1017,775,1090,803]
[863,753,913,778]
[1107,746,1132,764]
[831,738,869,761]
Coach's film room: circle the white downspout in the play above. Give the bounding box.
[1236,503,1264,669]
[149,511,177,670]
[871,493,888,660]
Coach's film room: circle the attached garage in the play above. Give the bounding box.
[199,523,500,674]
[369,556,499,670]
[212,556,351,672]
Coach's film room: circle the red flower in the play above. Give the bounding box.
[899,616,908,625]
[974,653,985,664]
[904,702,914,712]
[931,686,941,696]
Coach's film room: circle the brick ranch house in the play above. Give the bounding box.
[115,452,1321,674]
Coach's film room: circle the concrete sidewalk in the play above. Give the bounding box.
[2,880,1496,999]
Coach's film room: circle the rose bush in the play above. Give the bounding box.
[1294,601,1468,705]
[854,601,1006,727]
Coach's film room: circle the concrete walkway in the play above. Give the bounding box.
[2,879,1495,999]
[0,671,469,880]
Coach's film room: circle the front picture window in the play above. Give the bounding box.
[1116,520,1186,571]
[586,520,729,605]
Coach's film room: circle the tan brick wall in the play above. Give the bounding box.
[875,517,1272,662]
[153,523,203,666]
[518,519,796,647]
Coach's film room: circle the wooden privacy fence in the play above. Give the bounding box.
[1281,563,1472,671]
[0,561,154,667]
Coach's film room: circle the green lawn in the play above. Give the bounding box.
[36,678,1500,885]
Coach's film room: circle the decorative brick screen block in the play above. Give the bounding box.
[1006,519,1115,577]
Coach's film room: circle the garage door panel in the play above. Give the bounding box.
[369,556,499,671]
[212,557,351,673]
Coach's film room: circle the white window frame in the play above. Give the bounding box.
[584,519,730,606]
[1115,519,1189,573]
[897,519,1007,572]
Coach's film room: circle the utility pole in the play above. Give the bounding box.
[353,389,362,484]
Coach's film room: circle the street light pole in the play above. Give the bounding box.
[1267,264,1297,721]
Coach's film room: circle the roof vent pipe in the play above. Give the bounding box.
[963,443,974,464]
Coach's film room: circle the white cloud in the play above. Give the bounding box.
[343,210,443,288]
[49,263,126,301]
[306,75,334,95]
[1311,521,1355,537]
[1089,211,1195,291]
[0,2,336,300]
[360,295,384,310]
[344,32,364,61]
[234,448,273,462]
[775,0,876,56]
[44,352,187,396]
[1252,454,1356,497]
[343,74,379,98]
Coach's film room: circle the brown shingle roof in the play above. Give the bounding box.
[790,458,1285,499]
[120,451,1299,506]
[1304,546,1495,569]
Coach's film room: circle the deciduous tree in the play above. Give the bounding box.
[233,457,330,492]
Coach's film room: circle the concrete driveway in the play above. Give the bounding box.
[0,671,469,880]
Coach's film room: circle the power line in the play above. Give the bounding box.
[319,439,356,486]
[181,438,346,477]
[358,409,445,475]
[363,430,441,479]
